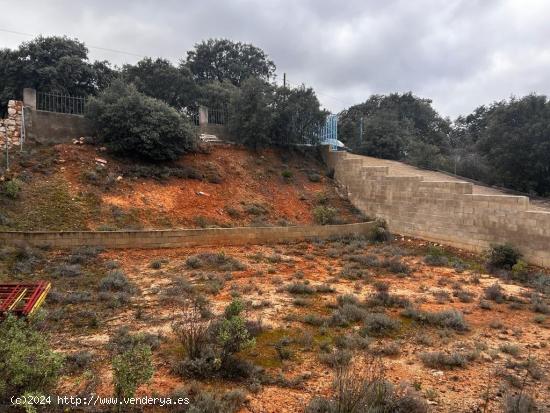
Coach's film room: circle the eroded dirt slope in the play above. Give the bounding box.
[0,143,361,231]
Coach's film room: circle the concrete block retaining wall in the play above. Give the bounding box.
[0,222,376,249]
[322,147,550,268]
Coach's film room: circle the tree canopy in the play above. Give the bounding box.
[475,95,550,195]
[121,57,197,109]
[339,92,451,168]
[228,77,274,149]
[271,85,327,146]
[0,36,113,114]
[186,39,276,86]
[228,78,326,149]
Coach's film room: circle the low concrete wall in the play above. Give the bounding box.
[25,109,92,145]
[322,147,550,268]
[0,222,376,249]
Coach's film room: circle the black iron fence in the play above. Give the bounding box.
[207,107,228,125]
[183,106,200,126]
[37,91,87,115]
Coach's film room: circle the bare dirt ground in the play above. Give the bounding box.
[0,143,362,231]
[2,237,548,412]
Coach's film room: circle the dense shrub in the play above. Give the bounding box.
[223,298,245,319]
[68,246,103,264]
[1,179,21,199]
[0,315,63,401]
[531,294,550,314]
[484,283,506,303]
[313,206,338,225]
[86,80,196,161]
[99,270,137,294]
[112,344,154,400]
[281,169,293,181]
[346,254,380,268]
[454,289,475,303]
[487,244,522,270]
[361,313,401,337]
[319,348,352,368]
[171,385,246,413]
[371,218,391,242]
[174,299,255,380]
[216,312,255,360]
[419,351,469,369]
[304,314,327,326]
[308,172,322,182]
[286,282,316,295]
[366,281,410,308]
[334,333,371,351]
[185,252,246,271]
[384,258,411,274]
[64,351,94,373]
[53,263,82,278]
[330,303,368,327]
[369,341,400,357]
[339,264,367,280]
[532,273,550,295]
[11,245,43,275]
[500,343,521,356]
[424,246,449,266]
[108,326,162,355]
[402,308,469,331]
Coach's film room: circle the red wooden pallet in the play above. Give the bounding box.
[0,281,51,317]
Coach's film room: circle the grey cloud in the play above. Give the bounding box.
[1,0,549,117]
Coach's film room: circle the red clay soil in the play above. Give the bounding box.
[53,143,360,229]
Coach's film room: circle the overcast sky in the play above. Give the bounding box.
[1,0,549,118]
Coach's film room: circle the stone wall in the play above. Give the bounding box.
[0,222,376,249]
[322,147,550,268]
[0,100,23,149]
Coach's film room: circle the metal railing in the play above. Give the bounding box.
[207,107,228,125]
[317,114,339,148]
[37,91,87,115]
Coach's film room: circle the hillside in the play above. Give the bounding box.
[0,143,363,231]
[1,143,550,413]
